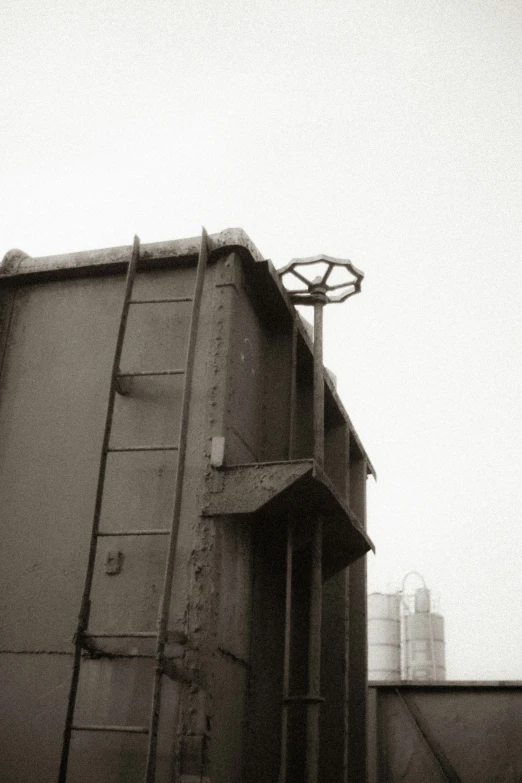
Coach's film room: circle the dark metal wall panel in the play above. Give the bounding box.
[370,685,522,783]
[0,265,201,781]
[261,328,294,461]
[0,287,16,379]
[320,570,349,782]
[244,512,286,783]
[224,255,294,465]
[0,655,69,783]
[210,655,249,783]
[226,273,266,462]
[324,417,349,501]
[0,242,372,782]
[347,444,369,782]
[292,342,314,460]
[208,518,252,781]
[214,518,252,663]
[0,275,122,651]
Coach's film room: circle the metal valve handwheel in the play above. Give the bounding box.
[278,254,364,305]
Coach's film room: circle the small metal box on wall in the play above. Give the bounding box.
[0,229,375,783]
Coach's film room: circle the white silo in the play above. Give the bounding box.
[368,592,401,680]
[403,587,446,680]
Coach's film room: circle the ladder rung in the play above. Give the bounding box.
[96,529,170,537]
[129,297,193,304]
[83,630,186,643]
[107,445,179,452]
[84,631,157,639]
[116,370,185,378]
[72,724,149,734]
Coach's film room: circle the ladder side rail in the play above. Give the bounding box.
[58,235,141,783]
[144,228,210,782]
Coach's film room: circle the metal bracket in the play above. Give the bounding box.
[203,460,314,515]
[203,459,374,575]
[104,550,123,575]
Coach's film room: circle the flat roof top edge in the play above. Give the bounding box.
[0,227,265,279]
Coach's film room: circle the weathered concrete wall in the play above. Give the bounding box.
[368,683,522,783]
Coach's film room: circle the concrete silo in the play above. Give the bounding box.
[403,587,446,681]
[368,592,401,680]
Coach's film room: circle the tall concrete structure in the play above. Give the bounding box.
[368,593,401,681]
[403,588,446,681]
[0,229,375,782]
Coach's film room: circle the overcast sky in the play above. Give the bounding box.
[2,0,521,680]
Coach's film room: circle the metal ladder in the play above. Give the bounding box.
[58,228,210,783]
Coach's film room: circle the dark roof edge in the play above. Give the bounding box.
[369,680,522,689]
[0,227,265,279]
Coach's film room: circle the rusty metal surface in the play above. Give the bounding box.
[203,459,373,577]
[1,231,375,782]
[202,460,314,515]
[0,228,265,279]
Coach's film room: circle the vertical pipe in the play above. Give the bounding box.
[306,516,323,783]
[313,301,324,468]
[278,523,294,783]
[306,297,325,782]
[288,320,298,461]
[280,321,298,782]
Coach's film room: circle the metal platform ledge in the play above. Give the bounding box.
[203,459,374,577]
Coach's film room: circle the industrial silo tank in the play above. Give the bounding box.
[414,586,431,614]
[404,610,446,680]
[368,592,401,680]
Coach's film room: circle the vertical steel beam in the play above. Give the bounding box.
[278,523,294,783]
[288,320,298,461]
[280,320,298,783]
[306,516,323,783]
[313,301,324,468]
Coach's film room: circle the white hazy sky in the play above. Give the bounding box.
[2,0,521,680]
